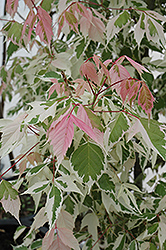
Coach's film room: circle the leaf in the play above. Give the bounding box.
[129,240,137,250]
[71,142,104,182]
[89,16,105,43]
[58,228,80,250]
[98,173,115,192]
[21,9,37,42]
[128,118,166,161]
[120,79,140,104]
[114,11,130,28]
[76,38,85,59]
[6,0,19,17]
[140,118,166,160]
[125,56,149,74]
[45,184,63,227]
[108,113,129,144]
[156,195,166,213]
[7,41,19,62]
[74,78,91,96]
[41,0,53,11]
[0,113,26,158]
[81,212,99,243]
[57,209,74,230]
[42,228,55,250]
[83,106,103,132]
[47,114,74,164]
[148,223,158,235]
[113,233,126,250]
[27,207,48,236]
[49,236,71,250]
[36,6,53,46]
[158,215,166,249]
[138,82,155,115]
[134,13,146,46]
[64,11,78,33]
[0,180,20,222]
[2,21,23,45]
[80,60,99,84]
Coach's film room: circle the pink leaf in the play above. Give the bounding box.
[6,0,19,17]
[23,0,33,9]
[58,227,80,250]
[21,9,37,42]
[64,11,78,33]
[58,15,65,37]
[1,195,21,223]
[138,82,155,115]
[42,228,55,250]
[125,56,149,74]
[73,78,91,96]
[71,114,97,143]
[47,115,74,164]
[48,79,70,97]
[76,105,104,146]
[77,104,92,128]
[76,2,92,20]
[79,16,91,36]
[120,79,140,104]
[49,236,70,250]
[36,6,53,46]
[109,64,130,94]
[89,16,105,42]
[57,209,74,230]
[80,60,99,84]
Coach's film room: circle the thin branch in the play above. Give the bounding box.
[85,74,95,96]
[0,142,40,179]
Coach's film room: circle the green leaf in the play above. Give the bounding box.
[155,183,166,197]
[148,223,158,235]
[7,41,19,62]
[31,239,42,249]
[64,195,75,214]
[46,184,62,226]
[0,180,18,200]
[140,13,145,29]
[33,183,49,193]
[113,234,126,250]
[76,38,85,58]
[30,164,46,174]
[0,67,7,82]
[140,118,166,160]
[41,0,52,11]
[148,19,157,37]
[129,240,137,250]
[83,106,103,131]
[150,243,157,250]
[98,173,115,192]
[71,142,104,182]
[114,11,130,28]
[44,71,61,78]
[2,22,23,45]
[109,113,129,143]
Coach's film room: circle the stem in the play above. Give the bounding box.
[28,125,40,136]
[0,142,40,179]
[89,225,111,250]
[85,75,95,96]
[52,157,56,182]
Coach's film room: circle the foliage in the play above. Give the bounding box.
[0,0,166,249]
